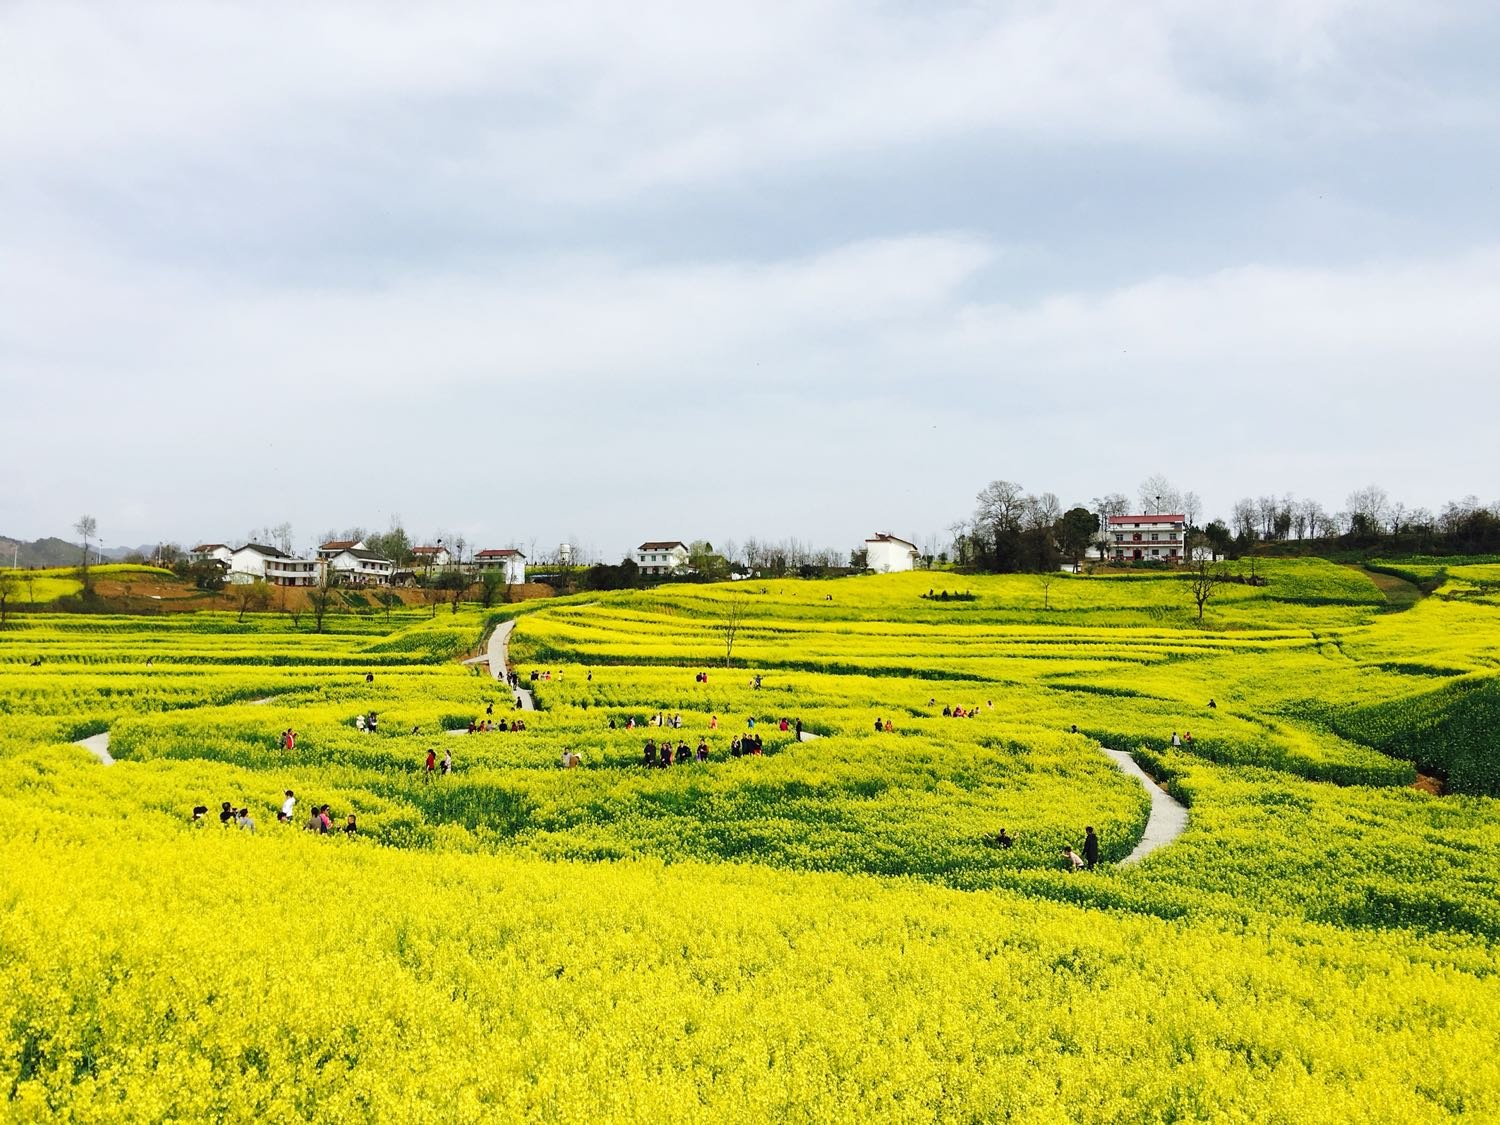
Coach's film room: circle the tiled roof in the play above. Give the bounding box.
[475,548,523,558]
[1107,514,1185,525]
[235,543,288,558]
[319,539,360,550]
[638,541,686,550]
[192,543,227,551]
[866,533,917,549]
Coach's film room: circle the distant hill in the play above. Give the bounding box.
[0,536,152,568]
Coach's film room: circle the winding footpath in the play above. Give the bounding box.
[1101,748,1189,865]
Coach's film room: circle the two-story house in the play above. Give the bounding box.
[637,541,690,576]
[1108,514,1186,563]
[474,548,526,585]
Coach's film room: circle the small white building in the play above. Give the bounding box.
[410,545,452,570]
[1108,514,1186,563]
[324,547,394,586]
[228,543,287,583]
[637,541,690,576]
[865,533,919,573]
[474,548,526,585]
[190,543,234,567]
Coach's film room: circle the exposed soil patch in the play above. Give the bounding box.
[1412,773,1446,796]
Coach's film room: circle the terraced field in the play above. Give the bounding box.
[2,560,1498,1121]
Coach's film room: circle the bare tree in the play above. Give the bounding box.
[233,579,272,623]
[1186,560,1228,623]
[718,592,750,668]
[1039,571,1055,610]
[1231,499,1257,540]
[1181,491,1202,530]
[279,585,305,628]
[307,581,338,634]
[1137,475,1182,515]
[75,515,98,588]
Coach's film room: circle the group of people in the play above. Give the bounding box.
[193,801,257,831]
[278,728,297,750]
[423,749,454,780]
[873,717,896,732]
[529,669,563,682]
[466,718,526,733]
[1062,827,1101,871]
[1169,730,1196,746]
[642,739,710,766]
[353,712,379,734]
[190,790,355,835]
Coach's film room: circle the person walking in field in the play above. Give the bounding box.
[318,805,333,833]
[884,719,894,733]
[696,740,708,762]
[709,715,718,730]
[236,807,256,833]
[441,749,452,777]
[355,714,366,732]
[218,801,236,826]
[280,790,296,823]
[1170,731,1181,748]
[1083,827,1099,870]
[424,749,437,782]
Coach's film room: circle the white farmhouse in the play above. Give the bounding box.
[1107,514,1186,564]
[637,541,690,577]
[865,533,919,573]
[410,545,451,570]
[228,544,286,583]
[190,543,234,568]
[324,547,394,586]
[474,548,527,585]
[263,556,318,586]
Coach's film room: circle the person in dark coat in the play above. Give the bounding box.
[1082,826,1100,870]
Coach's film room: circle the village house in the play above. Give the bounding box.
[323,546,395,586]
[1108,514,1186,563]
[865,533,920,573]
[410,545,451,570]
[637,541,690,576]
[316,539,365,560]
[227,544,288,583]
[189,543,234,568]
[474,548,526,585]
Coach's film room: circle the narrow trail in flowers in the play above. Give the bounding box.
[1102,748,1188,865]
[487,620,535,710]
[73,732,114,766]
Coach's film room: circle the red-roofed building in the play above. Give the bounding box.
[1107,514,1186,563]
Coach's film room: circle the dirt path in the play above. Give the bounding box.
[1101,748,1189,865]
[1358,566,1425,610]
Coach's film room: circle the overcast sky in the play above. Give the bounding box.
[3,1,1498,560]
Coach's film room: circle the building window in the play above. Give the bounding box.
[1150,534,1159,541]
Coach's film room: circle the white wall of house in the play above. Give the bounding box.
[191,545,234,567]
[412,547,452,569]
[475,551,526,584]
[264,558,318,586]
[228,547,274,583]
[866,536,918,573]
[327,550,394,585]
[637,543,689,575]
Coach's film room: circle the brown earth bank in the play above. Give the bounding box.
[1412,773,1447,796]
[42,571,556,615]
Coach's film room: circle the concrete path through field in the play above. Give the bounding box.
[74,732,114,766]
[487,619,535,710]
[1102,748,1188,865]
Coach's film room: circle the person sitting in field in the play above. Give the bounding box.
[236,808,256,833]
[343,814,357,835]
[1062,846,1085,872]
[696,741,708,762]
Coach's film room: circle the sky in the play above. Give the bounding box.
[2,0,1498,561]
